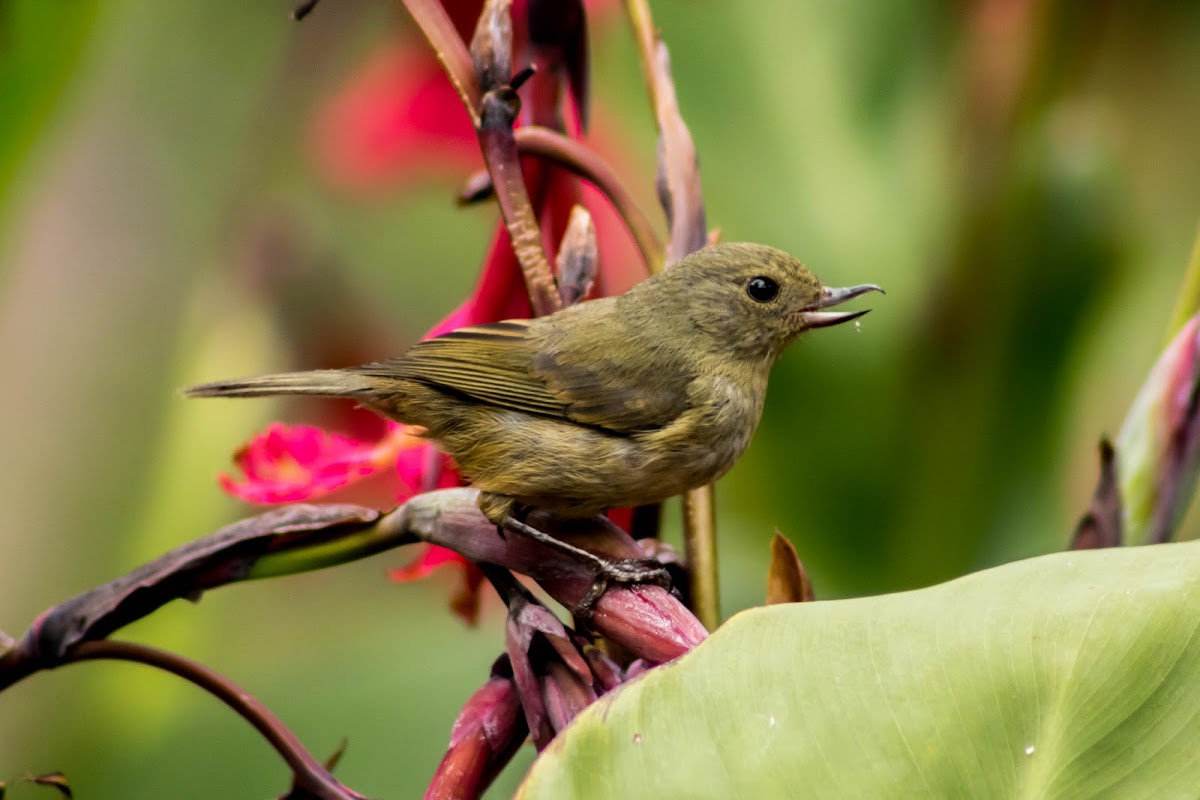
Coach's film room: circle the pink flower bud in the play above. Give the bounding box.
[1117,314,1200,543]
[425,667,526,800]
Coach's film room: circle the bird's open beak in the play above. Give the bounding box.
[800,283,885,328]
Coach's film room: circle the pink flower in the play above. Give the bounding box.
[221,423,396,504]
[220,420,484,623]
[389,542,486,626]
[310,0,623,194]
[311,45,480,193]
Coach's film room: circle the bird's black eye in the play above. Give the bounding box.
[745,276,780,303]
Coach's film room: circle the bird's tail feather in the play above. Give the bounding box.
[184,370,377,399]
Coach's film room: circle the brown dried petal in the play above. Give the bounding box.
[1070,438,1123,550]
[470,0,514,93]
[647,39,706,264]
[556,205,597,306]
[766,533,815,603]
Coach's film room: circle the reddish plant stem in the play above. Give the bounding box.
[69,640,366,800]
[398,0,483,124]
[516,126,665,272]
[478,89,563,316]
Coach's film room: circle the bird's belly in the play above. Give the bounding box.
[443,405,754,516]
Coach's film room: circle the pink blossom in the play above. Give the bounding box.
[219,422,413,504]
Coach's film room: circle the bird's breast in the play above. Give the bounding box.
[428,373,765,516]
[630,373,764,493]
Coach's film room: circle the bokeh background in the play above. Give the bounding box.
[2,0,1199,796]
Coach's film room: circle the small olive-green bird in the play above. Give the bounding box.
[188,242,879,538]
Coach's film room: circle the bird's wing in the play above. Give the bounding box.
[358,319,685,433]
[528,323,689,431]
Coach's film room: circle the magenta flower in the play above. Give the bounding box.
[219,418,487,622]
[310,0,622,195]
[220,422,418,504]
[312,45,480,193]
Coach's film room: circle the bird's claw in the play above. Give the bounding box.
[498,514,675,628]
[573,557,673,629]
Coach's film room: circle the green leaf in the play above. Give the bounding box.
[0,0,99,204]
[519,541,1200,798]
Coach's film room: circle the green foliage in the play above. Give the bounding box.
[522,541,1200,798]
[0,0,99,209]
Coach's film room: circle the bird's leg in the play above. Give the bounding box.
[502,515,671,583]
[500,508,673,620]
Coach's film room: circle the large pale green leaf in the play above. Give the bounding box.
[519,541,1200,799]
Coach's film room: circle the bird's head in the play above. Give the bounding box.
[644,242,883,363]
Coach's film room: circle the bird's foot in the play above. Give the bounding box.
[573,557,673,626]
[501,516,672,625]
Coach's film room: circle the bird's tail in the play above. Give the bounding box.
[184,370,378,400]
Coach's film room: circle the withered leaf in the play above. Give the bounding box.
[766,533,815,604]
[21,505,378,662]
[1070,438,1123,550]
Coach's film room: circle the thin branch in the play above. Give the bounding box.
[680,484,718,627]
[478,88,563,316]
[623,0,661,120]
[516,126,665,272]
[69,641,365,800]
[398,0,482,125]
[623,0,718,628]
[466,0,562,316]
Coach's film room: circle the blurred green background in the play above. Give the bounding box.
[2,0,1199,797]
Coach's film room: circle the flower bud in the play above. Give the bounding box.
[1116,314,1200,544]
[425,660,526,800]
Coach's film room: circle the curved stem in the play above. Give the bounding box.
[247,522,420,581]
[398,0,482,125]
[69,641,364,800]
[516,126,665,272]
[623,0,662,122]
[479,91,562,316]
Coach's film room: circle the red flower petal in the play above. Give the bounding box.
[424,224,533,340]
[389,544,469,581]
[390,545,486,626]
[311,46,480,192]
[219,423,382,504]
[220,422,428,505]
